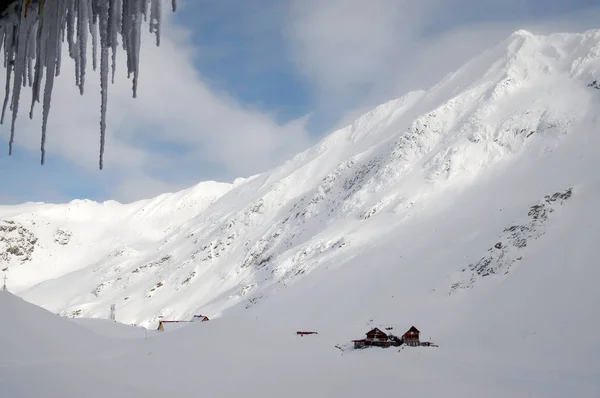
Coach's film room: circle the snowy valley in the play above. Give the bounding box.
[1,28,600,397]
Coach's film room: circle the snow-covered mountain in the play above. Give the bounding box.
[2,28,600,334]
[1,28,600,397]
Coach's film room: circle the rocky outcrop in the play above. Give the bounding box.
[53,229,72,245]
[450,187,573,294]
[0,220,38,268]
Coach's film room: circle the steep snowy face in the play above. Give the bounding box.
[4,29,600,328]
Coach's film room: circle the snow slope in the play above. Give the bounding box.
[70,317,152,339]
[1,255,599,398]
[0,291,126,362]
[0,28,598,333]
[0,28,600,397]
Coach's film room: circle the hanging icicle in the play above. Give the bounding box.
[0,0,177,169]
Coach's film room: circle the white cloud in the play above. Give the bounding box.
[1,11,312,202]
[287,0,441,110]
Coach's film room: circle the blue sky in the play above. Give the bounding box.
[0,0,599,204]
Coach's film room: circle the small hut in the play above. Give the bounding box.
[352,339,367,349]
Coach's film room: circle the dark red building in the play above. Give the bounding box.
[352,328,402,349]
[366,328,389,346]
[403,326,420,346]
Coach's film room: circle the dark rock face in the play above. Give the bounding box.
[450,187,573,294]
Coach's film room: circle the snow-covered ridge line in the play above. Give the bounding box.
[0,0,177,169]
[1,28,600,328]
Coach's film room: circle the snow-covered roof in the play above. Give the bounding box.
[403,326,420,335]
[157,320,193,332]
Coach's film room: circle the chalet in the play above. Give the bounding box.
[352,328,402,349]
[403,326,420,346]
[192,315,210,322]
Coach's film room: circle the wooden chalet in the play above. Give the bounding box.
[192,315,210,322]
[352,327,402,349]
[403,326,420,346]
[351,325,430,349]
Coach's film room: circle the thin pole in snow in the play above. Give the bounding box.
[109,304,116,321]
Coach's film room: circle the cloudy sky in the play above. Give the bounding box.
[0,0,599,204]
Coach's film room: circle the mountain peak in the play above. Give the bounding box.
[3,28,600,328]
[510,29,534,39]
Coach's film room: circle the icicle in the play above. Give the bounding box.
[29,6,48,120]
[56,0,69,78]
[29,16,44,119]
[30,0,53,120]
[131,0,142,98]
[55,38,62,76]
[108,0,120,84]
[97,0,111,170]
[41,0,64,165]
[0,0,177,168]
[149,0,160,46]
[2,27,8,68]
[9,2,38,155]
[66,0,78,85]
[90,2,98,71]
[1,22,15,125]
[25,21,37,88]
[77,0,89,94]
[66,0,77,59]
[24,0,33,18]
[121,0,132,79]
[141,0,148,22]
[0,27,5,56]
[72,0,81,89]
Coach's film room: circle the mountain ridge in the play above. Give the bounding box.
[1,28,600,329]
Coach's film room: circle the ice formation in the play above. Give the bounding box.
[0,0,177,169]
